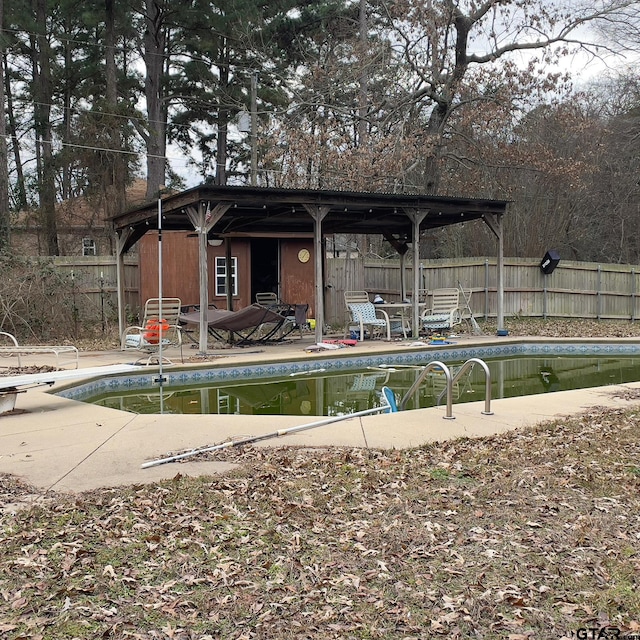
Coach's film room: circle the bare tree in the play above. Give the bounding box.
[0,0,9,252]
[379,0,637,194]
[142,0,168,198]
[259,1,635,200]
[591,0,640,56]
[34,0,59,255]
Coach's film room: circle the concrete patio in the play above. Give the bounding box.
[1,334,640,494]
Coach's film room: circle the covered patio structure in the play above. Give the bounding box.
[110,184,509,352]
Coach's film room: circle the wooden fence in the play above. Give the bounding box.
[52,256,139,326]
[49,255,640,331]
[324,257,640,328]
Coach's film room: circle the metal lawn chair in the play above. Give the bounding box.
[255,292,279,307]
[255,292,309,339]
[343,291,391,341]
[121,297,184,364]
[421,288,463,334]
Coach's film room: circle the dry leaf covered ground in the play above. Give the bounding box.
[1,318,640,639]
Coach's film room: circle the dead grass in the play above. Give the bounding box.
[1,317,640,638]
[492,317,640,339]
[1,403,640,639]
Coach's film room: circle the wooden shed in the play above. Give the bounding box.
[137,232,315,313]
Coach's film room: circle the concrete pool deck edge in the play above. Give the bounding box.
[2,334,640,494]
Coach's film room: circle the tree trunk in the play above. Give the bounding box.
[61,22,72,200]
[144,0,167,197]
[35,0,59,255]
[215,39,229,186]
[104,0,126,222]
[357,0,367,147]
[4,53,27,211]
[0,0,10,252]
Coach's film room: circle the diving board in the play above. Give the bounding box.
[0,363,146,391]
[0,364,147,414]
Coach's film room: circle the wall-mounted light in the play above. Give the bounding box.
[208,238,223,247]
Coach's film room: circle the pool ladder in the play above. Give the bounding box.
[398,358,493,419]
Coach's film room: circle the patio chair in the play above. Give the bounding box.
[0,331,79,369]
[255,292,309,339]
[121,297,183,363]
[421,288,463,334]
[255,292,279,307]
[343,291,391,341]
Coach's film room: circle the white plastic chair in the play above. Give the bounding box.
[343,291,391,341]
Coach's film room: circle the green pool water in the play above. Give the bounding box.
[87,355,640,416]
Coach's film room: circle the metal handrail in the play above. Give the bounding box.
[399,361,454,418]
[399,357,493,418]
[449,358,493,415]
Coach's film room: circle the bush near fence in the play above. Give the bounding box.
[0,255,138,342]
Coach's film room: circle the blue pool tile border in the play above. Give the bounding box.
[56,342,640,401]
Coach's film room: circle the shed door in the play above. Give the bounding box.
[280,239,315,317]
[250,238,279,302]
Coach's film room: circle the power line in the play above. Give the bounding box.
[4,134,193,163]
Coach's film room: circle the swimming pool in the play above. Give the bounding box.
[56,341,640,417]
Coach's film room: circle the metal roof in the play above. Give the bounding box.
[110,184,509,252]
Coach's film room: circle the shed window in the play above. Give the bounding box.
[215,257,238,296]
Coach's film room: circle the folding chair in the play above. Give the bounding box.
[255,292,309,339]
[121,298,183,364]
[343,291,391,341]
[458,284,483,335]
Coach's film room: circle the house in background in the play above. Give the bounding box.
[11,180,148,257]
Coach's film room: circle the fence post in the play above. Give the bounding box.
[99,271,106,332]
[632,268,636,322]
[484,258,489,319]
[597,265,602,320]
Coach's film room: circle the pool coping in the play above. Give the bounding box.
[55,338,640,400]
